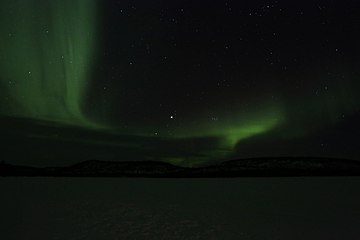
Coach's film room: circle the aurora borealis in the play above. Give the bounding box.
[1,0,360,166]
[0,0,97,126]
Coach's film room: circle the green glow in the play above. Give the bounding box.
[159,102,285,166]
[175,104,283,148]
[216,119,280,148]
[0,0,97,126]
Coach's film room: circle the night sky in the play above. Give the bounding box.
[1,0,360,167]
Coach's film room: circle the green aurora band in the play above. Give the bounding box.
[162,102,285,166]
[176,104,283,149]
[0,0,97,126]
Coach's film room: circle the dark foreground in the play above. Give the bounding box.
[2,157,360,177]
[1,177,360,239]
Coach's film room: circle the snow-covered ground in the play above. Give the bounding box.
[1,177,360,239]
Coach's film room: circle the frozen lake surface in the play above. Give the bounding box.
[1,177,360,239]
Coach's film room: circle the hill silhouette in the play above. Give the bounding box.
[2,157,360,177]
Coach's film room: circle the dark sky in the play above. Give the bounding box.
[0,0,360,166]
